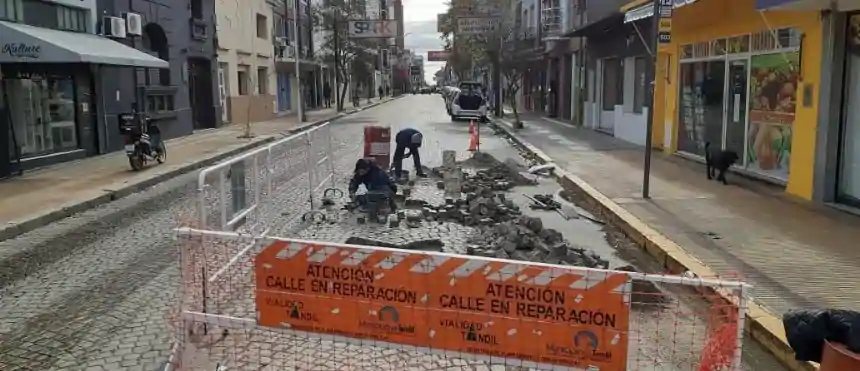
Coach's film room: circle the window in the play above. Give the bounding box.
[0,0,23,21]
[601,58,623,111]
[16,0,87,31]
[145,94,175,113]
[256,13,267,39]
[257,67,268,95]
[633,57,646,113]
[190,0,203,19]
[4,76,79,158]
[56,5,88,32]
[237,65,250,95]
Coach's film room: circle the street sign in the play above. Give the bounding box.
[437,13,449,33]
[453,0,501,17]
[657,0,673,44]
[348,20,398,39]
[456,17,500,35]
[427,50,450,61]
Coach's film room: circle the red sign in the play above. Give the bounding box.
[427,51,450,62]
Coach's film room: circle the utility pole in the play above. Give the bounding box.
[333,8,341,111]
[642,0,665,199]
[290,0,306,122]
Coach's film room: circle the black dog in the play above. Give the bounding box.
[705,142,740,185]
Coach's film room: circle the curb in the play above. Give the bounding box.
[488,117,818,371]
[0,97,401,243]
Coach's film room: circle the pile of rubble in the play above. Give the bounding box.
[432,160,536,194]
[397,188,609,270]
[467,214,610,269]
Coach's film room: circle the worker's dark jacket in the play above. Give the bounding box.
[395,128,421,147]
[349,163,395,193]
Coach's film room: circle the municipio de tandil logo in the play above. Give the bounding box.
[359,306,415,334]
[546,329,612,366]
[2,43,41,59]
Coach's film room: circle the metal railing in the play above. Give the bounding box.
[195,122,336,235]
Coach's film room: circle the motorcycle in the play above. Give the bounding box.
[120,112,166,171]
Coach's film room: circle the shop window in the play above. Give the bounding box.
[0,0,23,21]
[727,35,750,54]
[601,58,623,111]
[633,57,646,114]
[257,67,269,95]
[256,14,268,39]
[751,28,801,52]
[5,76,79,158]
[238,65,250,95]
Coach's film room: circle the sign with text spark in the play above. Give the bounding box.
[348,20,398,39]
[255,238,632,370]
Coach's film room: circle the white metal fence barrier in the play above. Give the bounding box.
[193,122,336,235]
[166,228,752,371]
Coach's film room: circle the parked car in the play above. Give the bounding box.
[442,87,460,115]
[450,90,488,122]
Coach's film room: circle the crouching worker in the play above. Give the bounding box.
[349,159,397,212]
[393,128,427,179]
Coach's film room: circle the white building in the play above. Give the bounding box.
[215,0,279,124]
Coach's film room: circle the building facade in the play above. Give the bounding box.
[0,0,174,177]
[97,0,220,143]
[639,0,822,199]
[216,0,278,124]
[568,0,652,145]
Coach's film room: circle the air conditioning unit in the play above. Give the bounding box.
[123,12,143,36]
[103,16,127,38]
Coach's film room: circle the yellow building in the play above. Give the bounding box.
[623,0,822,199]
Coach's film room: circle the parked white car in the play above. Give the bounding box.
[450,90,489,122]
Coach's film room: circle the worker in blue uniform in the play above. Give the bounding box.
[393,128,427,179]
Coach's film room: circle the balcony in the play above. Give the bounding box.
[504,27,541,56]
[541,7,563,39]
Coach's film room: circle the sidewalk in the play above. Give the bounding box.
[0,98,399,240]
[494,111,859,369]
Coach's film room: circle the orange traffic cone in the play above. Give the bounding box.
[468,120,475,134]
[468,127,479,152]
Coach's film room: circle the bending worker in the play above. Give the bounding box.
[349,159,397,211]
[393,128,427,179]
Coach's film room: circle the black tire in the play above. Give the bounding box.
[129,153,144,171]
[156,143,167,163]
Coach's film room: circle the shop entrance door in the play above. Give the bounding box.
[837,13,860,205]
[725,59,749,162]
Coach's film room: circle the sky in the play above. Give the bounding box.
[402,0,448,84]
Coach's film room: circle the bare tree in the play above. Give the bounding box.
[312,0,378,111]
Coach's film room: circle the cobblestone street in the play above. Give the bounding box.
[0,95,522,371]
[0,95,790,371]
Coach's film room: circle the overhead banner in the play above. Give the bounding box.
[255,238,632,370]
[427,50,451,61]
[348,20,398,39]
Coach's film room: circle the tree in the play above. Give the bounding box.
[312,0,378,111]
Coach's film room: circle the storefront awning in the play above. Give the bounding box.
[0,21,168,68]
[755,0,860,10]
[565,12,625,37]
[623,0,701,24]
